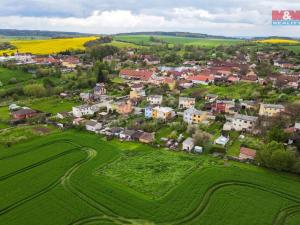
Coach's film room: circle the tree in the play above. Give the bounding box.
[93,61,110,83]
[256,141,296,172]
[267,127,288,142]
[192,130,212,146]
[23,84,46,97]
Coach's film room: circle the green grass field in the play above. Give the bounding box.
[114,35,243,47]
[0,67,33,86]
[22,96,78,114]
[1,130,300,225]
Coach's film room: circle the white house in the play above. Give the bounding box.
[85,120,102,133]
[232,114,258,131]
[147,95,163,105]
[72,105,99,118]
[259,103,285,117]
[214,135,229,146]
[182,137,194,152]
[179,97,196,109]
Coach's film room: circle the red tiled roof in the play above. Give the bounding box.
[187,74,214,82]
[163,78,175,84]
[120,69,153,80]
[228,76,239,82]
[240,147,256,157]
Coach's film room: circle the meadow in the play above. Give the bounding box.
[22,96,78,114]
[0,36,97,55]
[0,67,33,86]
[1,130,300,225]
[114,35,243,47]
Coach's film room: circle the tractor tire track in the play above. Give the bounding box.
[0,148,80,181]
[0,146,88,216]
[64,148,153,225]
[160,181,300,225]
[0,139,77,161]
[273,205,300,225]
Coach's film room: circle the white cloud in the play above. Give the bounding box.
[0,8,299,37]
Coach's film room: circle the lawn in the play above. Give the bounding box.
[115,35,243,47]
[21,96,78,114]
[1,130,300,225]
[0,67,33,86]
[0,36,97,55]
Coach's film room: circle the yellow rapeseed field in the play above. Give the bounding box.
[0,36,98,55]
[255,39,300,44]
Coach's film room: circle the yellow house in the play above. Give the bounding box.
[192,111,208,124]
[259,103,285,117]
[184,107,208,124]
[130,91,140,99]
[152,106,175,120]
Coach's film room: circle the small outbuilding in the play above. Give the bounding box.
[182,137,194,152]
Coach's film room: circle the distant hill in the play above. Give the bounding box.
[115,31,242,40]
[0,29,94,38]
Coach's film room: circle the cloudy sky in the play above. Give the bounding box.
[0,0,300,37]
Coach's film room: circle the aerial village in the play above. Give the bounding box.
[2,40,300,171]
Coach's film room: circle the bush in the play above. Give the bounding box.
[209,145,226,154]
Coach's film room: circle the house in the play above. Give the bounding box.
[11,108,37,120]
[61,56,80,69]
[194,146,203,153]
[214,135,229,146]
[152,106,175,121]
[178,80,193,89]
[72,105,99,118]
[144,56,160,65]
[8,104,21,111]
[119,130,136,140]
[183,108,208,124]
[110,127,124,137]
[56,112,70,119]
[116,101,133,115]
[186,74,214,85]
[240,75,258,83]
[145,106,153,119]
[73,117,86,125]
[179,97,196,109]
[131,83,144,92]
[80,93,94,102]
[132,130,144,141]
[182,137,194,152]
[163,78,176,90]
[239,147,256,160]
[205,94,218,103]
[85,120,102,133]
[259,103,285,117]
[139,132,155,143]
[130,90,145,99]
[119,69,153,81]
[94,83,106,98]
[147,95,163,105]
[295,123,300,131]
[212,100,235,114]
[227,75,240,83]
[232,114,258,131]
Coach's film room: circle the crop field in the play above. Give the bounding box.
[114,35,243,47]
[255,39,300,44]
[1,130,300,225]
[0,36,97,55]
